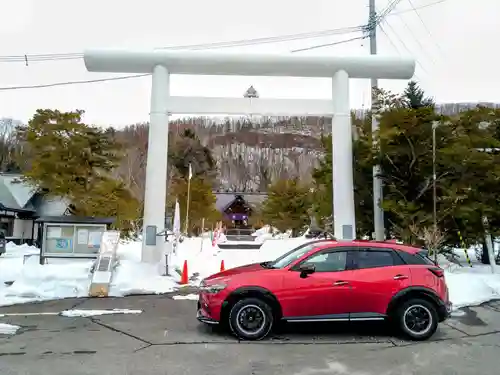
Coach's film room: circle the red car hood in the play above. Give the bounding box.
[204,262,265,281]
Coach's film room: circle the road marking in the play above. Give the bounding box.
[0,312,59,317]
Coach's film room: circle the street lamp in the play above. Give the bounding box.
[432,121,439,264]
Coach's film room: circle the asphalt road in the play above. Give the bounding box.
[1,295,499,375]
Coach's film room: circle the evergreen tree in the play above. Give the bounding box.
[169,129,216,182]
[261,178,312,235]
[311,85,500,249]
[403,81,435,109]
[18,109,139,230]
[439,107,500,247]
[168,177,220,234]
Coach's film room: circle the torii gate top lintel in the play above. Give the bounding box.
[84,49,415,80]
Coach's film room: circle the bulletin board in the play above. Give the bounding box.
[43,223,106,258]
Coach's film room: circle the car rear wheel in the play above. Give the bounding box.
[396,298,439,341]
[228,297,274,341]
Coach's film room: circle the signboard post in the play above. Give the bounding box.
[88,231,121,297]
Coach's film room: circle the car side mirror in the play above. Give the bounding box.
[299,263,316,278]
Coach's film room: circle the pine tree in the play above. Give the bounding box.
[403,81,435,109]
[168,177,220,233]
[18,109,139,230]
[261,178,312,235]
[169,129,216,182]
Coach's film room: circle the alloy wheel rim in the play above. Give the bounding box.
[235,304,266,336]
[403,304,433,336]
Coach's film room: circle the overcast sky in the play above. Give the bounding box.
[0,0,497,127]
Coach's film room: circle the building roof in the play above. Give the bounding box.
[214,192,267,212]
[0,174,37,212]
[35,216,115,224]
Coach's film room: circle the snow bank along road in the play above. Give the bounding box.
[1,294,500,375]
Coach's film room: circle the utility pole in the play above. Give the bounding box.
[369,0,385,241]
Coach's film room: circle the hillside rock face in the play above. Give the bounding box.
[171,102,499,191]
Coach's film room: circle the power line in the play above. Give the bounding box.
[290,35,367,52]
[290,0,411,54]
[156,26,364,51]
[405,0,446,57]
[0,2,411,91]
[0,33,368,91]
[0,25,364,64]
[0,74,150,91]
[378,22,425,80]
[0,0,448,64]
[375,0,405,22]
[391,10,438,66]
[390,0,448,16]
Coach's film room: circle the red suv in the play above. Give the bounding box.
[197,239,452,341]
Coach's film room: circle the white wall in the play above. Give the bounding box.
[12,218,33,240]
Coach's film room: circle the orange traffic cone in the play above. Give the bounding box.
[220,260,225,272]
[180,260,189,285]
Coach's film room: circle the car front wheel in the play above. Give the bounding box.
[396,298,439,341]
[228,297,274,341]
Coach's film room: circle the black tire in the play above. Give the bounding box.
[228,297,274,341]
[395,298,439,341]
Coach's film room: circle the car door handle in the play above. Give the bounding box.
[333,281,349,286]
[393,275,409,280]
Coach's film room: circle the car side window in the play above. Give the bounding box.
[300,250,348,272]
[355,250,395,269]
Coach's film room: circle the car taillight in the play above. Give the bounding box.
[428,267,444,278]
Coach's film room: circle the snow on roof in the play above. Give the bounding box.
[0,174,37,209]
[214,192,267,212]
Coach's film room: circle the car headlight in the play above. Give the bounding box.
[199,283,227,294]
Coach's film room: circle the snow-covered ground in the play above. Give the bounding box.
[1,237,499,311]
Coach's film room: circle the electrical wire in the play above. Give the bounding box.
[0,0,448,64]
[249,0,403,54]
[375,0,406,23]
[0,33,369,91]
[378,21,426,79]
[290,35,367,52]
[390,0,448,16]
[0,1,424,91]
[405,0,446,57]
[0,74,150,91]
[390,11,437,66]
[0,25,363,64]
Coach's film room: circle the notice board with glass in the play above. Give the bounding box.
[43,223,106,257]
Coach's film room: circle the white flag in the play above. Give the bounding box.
[173,199,181,235]
[188,163,193,180]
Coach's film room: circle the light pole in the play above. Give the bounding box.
[432,121,439,264]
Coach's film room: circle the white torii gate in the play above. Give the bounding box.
[84,50,415,263]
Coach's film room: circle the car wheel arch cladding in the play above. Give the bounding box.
[387,287,442,316]
[222,286,283,320]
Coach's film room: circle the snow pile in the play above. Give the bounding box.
[110,259,178,296]
[0,322,20,335]
[60,309,142,318]
[0,242,39,284]
[0,258,93,306]
[445,267,500,308]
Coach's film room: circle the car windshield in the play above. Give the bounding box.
[268,243,320,269]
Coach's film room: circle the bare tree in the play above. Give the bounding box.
[0,118,22,172]
[409,224,447,262]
